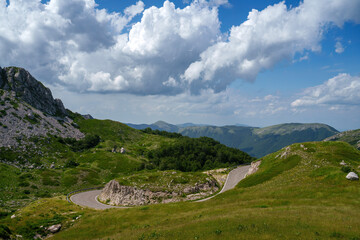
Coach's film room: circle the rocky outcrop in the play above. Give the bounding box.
[246,161,261,177]
[0,66,66,116]
[47,224,62,233]
[99,179,218,206]
[0,90,84,148]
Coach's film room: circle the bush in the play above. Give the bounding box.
[18,181,30,187]
[0,224,11,240]
[64,160,79,168]
[148,136,255,172]
[341,166,352,173]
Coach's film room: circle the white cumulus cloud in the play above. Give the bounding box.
[291,73,360,108]
[0,0,359,95]
[182,0,360,92]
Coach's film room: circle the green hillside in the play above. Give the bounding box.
[179,123,338,157]
[0,116,253,212]
[2,141,358,239]
[324,129,360,149]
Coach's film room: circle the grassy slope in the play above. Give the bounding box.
[324,128,360,149]
[1,118,251,212]
[30,141,358,240]
[116,170,213,192]
[0,119,171,211]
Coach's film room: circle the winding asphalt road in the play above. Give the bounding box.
[70,165,251,209]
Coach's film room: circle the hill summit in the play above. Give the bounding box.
[0,66,66,116]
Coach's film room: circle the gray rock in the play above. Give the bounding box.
[27,112,35,120]
[0,67,66,116]
[82,114,93,119]
[47,224,61,233]
[120,147,125,154]
[340,160,347,166]
[346,172,359,180]
[99,179,218,206]
[33,233,42,239]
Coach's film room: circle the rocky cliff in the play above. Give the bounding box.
[99,178,219,206]
[0,66,66,116]
[0,66,84,148]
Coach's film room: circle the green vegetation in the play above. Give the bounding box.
[116,170,214,192]
[148,136,255,171]
[0,117,253,212]
[0,197,87,240]
[324,128,360,149]
[58,134,100,152]
[178,123,338,157]
[1,141,357,239]
[141,127,182,138]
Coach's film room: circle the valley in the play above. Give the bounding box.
[0,66,359,240]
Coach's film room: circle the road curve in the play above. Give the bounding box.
[70,165,251,209]
[196,165,250,202]
[70,190,126,210]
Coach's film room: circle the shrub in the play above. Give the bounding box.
[18,181,30,187]
[64,160,79,168]
[0,224,11,240]
[341,165,351,173]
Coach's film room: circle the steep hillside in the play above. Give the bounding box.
[127,121,339,157]
[3,141,358,239]
[324,129,360,149]
[0,67,254,212]
[179,123,339,157]
[0,67,66,116]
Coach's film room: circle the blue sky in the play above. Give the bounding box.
[1,0,360,130]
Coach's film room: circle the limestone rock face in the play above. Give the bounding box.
[99,179,219,206]
[99,180,152,206]
[0,66,66,116]
[346,172,359,180]
[246,161,261,177]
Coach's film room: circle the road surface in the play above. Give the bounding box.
[70,165,251,208]
[196,165,250,202]
[70,190,126,210]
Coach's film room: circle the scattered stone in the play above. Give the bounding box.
[340,160,347,166]
[50,162,55,169]
[11,214,16,219]
[47,224,62,233]
[346,172,359,181]
[120,147,125,154]
[27,112,35,120]
[33,233,42,239]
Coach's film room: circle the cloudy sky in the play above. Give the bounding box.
[1,0,360,130]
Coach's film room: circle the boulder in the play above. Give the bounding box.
[340,160,347,166]
[346,172,359,180]
[47,224,61,233]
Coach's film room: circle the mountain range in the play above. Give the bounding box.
[0,66,359,240]
[127,121,339,157]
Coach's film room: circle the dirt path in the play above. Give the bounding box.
[70,165,251,209]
